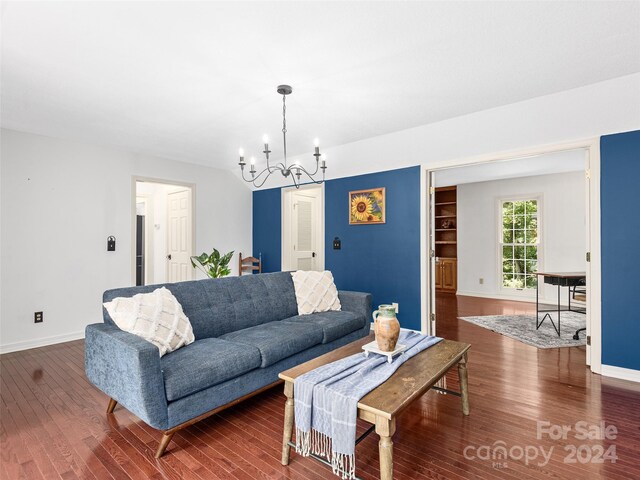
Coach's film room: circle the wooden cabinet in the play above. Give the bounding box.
[435,258,443,288]
[434,186,457,291]
[435,258,457,291]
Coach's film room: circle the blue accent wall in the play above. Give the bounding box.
[325,167,421,330]
[252,166,422,330]
[253,187,281,273]
[254,136,640,369]
[601,130,640,370]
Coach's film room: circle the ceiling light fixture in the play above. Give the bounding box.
[238,85,326,189]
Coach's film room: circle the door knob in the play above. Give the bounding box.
[167,254,172,260]
[312,252,316,258]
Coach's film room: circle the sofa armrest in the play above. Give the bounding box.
[85,323,168,430]
[338,290,372,323]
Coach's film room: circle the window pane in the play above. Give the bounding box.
[513,275,525,289]
[526,246,537,260]
[513,201,526,215]
[501,198,540,290]
[514,259,525,274]
[502,273,514,287]
[525,200,538,214]
[502,260,514,274]
[524,229,537,243]
[514,230,525,243]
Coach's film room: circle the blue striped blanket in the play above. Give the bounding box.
[294,330,443,479]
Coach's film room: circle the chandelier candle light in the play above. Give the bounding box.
[238,85,327,189]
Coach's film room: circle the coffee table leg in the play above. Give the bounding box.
[375,416,396,480]
[282,381,294,465]
[458,352,470,416]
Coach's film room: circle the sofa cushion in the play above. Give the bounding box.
[281,311,367,344]
[290,270,341,314]
[160,338,262,401]
[220,321,324,367]
[103,272,300,340]
[103,287,195,357]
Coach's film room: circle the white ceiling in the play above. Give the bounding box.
[2,1,639,170]
[434,149,585,187]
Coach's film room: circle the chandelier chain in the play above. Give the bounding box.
[282,94,287,166]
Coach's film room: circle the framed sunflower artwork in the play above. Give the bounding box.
[349,188,386,224]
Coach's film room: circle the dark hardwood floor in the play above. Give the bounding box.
[2,294,639,479]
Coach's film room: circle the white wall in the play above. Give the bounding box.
[0,129,252,352]
[2,74,638,353]
[457,171,586,302]
[256,73,640,188]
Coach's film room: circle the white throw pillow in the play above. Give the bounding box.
[291,270,342,315]
[103,287,195,357]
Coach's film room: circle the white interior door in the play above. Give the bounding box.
[283,186,324,271]
[166,189,193,282]
[292,191,318,270]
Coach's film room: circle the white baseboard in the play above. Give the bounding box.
[0,331,85,354]
[600,365,640,383]
[455,289,575,306]
[456,290,536,303]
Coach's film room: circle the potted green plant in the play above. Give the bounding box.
[190,248,234,278]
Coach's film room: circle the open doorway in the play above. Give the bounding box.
[281,184,325,271]
[133,179,195,286]
[425,145,597,368]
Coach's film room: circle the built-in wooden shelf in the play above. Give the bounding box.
[434,186,457,292]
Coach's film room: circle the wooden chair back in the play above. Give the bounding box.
[239,253,262,276]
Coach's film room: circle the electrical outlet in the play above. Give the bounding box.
[392,302,399,313]
[34,311,43,323]
[479,278,484,285]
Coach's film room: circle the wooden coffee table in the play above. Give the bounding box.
[279,334,471,480]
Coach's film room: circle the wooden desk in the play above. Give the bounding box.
[279,334,471,480]
[535,271,586,337]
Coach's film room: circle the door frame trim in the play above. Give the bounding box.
[134,194,154,285]
[420,137,601,374]
[131,176,197,285]
[281,183,325,272]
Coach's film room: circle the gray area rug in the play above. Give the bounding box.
[459,311,586,348]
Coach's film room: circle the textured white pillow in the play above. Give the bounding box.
[291,270,342,315]
[103,287,195,357]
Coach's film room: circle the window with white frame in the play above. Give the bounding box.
[500,198,539,290]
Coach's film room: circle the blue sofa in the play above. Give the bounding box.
[85,271,372,457]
